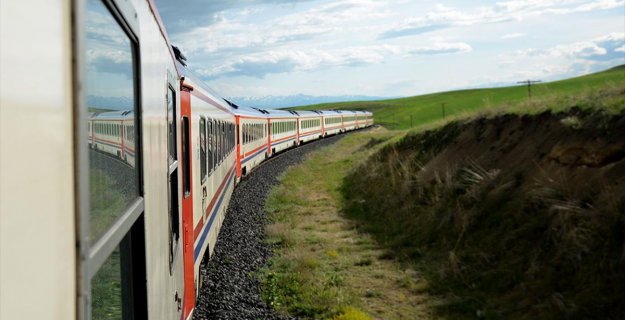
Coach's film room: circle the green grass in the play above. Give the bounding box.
[89,167,131,318]
[92,248,122,320]
[261,129,439,319]
[289,65,625,130]
[90,169,131,244]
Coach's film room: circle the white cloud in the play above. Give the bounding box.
[495,32,625,85]
[197,45,400,78]
[175,0,390,55]
[197,42,472,78]
[501,32,526,39]
[409,42,473,55]
[616,45,625,52]
[511,32,625,58]
[378,0,624,39]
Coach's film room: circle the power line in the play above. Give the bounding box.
[517,80,542,100]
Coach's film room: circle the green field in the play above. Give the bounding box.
[290,65,625,130]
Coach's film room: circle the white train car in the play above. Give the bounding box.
[235,107,270,177]
[355,110,372,129]
[296,110,323,144]
[1,0,188,319]
[363,111,374,127]
[268,109,299,155]
[321,110,344,136]
[89,111,137,167]
[342,110,358,131]
[1,1,376,319]
[180,68,237,313]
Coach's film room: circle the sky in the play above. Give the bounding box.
[154,0,625,99]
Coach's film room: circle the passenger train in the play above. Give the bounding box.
[0,0,373,320]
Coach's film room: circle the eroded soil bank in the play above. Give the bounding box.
[343,108,625,319]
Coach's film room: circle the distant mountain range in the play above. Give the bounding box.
[228,94,392,109]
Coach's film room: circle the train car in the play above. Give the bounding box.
[268,109,299,155]
[2,0,188,319]
[354,110,364,129]
[177,65,238,317]
[297,110,323,144]
[235,107,270,177]
[364,111,374,127]
[89,111,137,167]
[1,0,375,319]
[321,110,344,136]
[342,110,358,131]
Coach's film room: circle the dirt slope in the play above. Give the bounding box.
[343,108,625,319]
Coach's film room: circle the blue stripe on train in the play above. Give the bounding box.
[193,168,235,262]
[241,146,266,165]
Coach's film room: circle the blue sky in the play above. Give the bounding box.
[154,0,625,98]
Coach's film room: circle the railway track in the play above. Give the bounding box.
[193,134,345,320]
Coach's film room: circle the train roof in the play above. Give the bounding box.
[314,110,342,116]
[176,62,235,114]
[233,106,269,118]
[264,109,300,119]
[90,110,134,120]
[294,110,322,118]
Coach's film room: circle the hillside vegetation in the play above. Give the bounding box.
[341,86,625,318]
[290,65,625,130]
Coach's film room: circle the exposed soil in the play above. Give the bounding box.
[343,108,625,319]
[418,109,625,200]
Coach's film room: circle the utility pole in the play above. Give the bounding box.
[517,80,542,100]
[442,102,446,119]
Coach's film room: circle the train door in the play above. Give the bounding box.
[76,0,147,319]
[179,84,196,319]
[235,116,242,178]
[167,74,185,318]
[296,118,300,144]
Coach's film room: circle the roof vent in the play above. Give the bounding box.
[172,45,187,67]
[223,99,239,109]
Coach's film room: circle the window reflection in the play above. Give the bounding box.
[86,0,138,245]
[91,247,122,320]
[168,87,177,165]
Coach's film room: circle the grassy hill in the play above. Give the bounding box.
[342,101,625,318]
[289,65,625,130]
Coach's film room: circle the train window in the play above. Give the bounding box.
[212,120,217,170]
[207,119,213,173]
[91,247,123,318]
[217,121,222,164]
[85,0,139,243]
[200,118,207,182]
[182,117,191,197]
[222,122,225,156]
[167,86,177,165]
[83,0,147,320]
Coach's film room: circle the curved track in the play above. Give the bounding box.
[193,134,345,320]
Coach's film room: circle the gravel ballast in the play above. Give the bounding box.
[193,134,345,320]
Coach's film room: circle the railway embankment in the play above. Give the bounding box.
[261,86,625,319]
[343,98,625,317]
[193,134,346,320]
